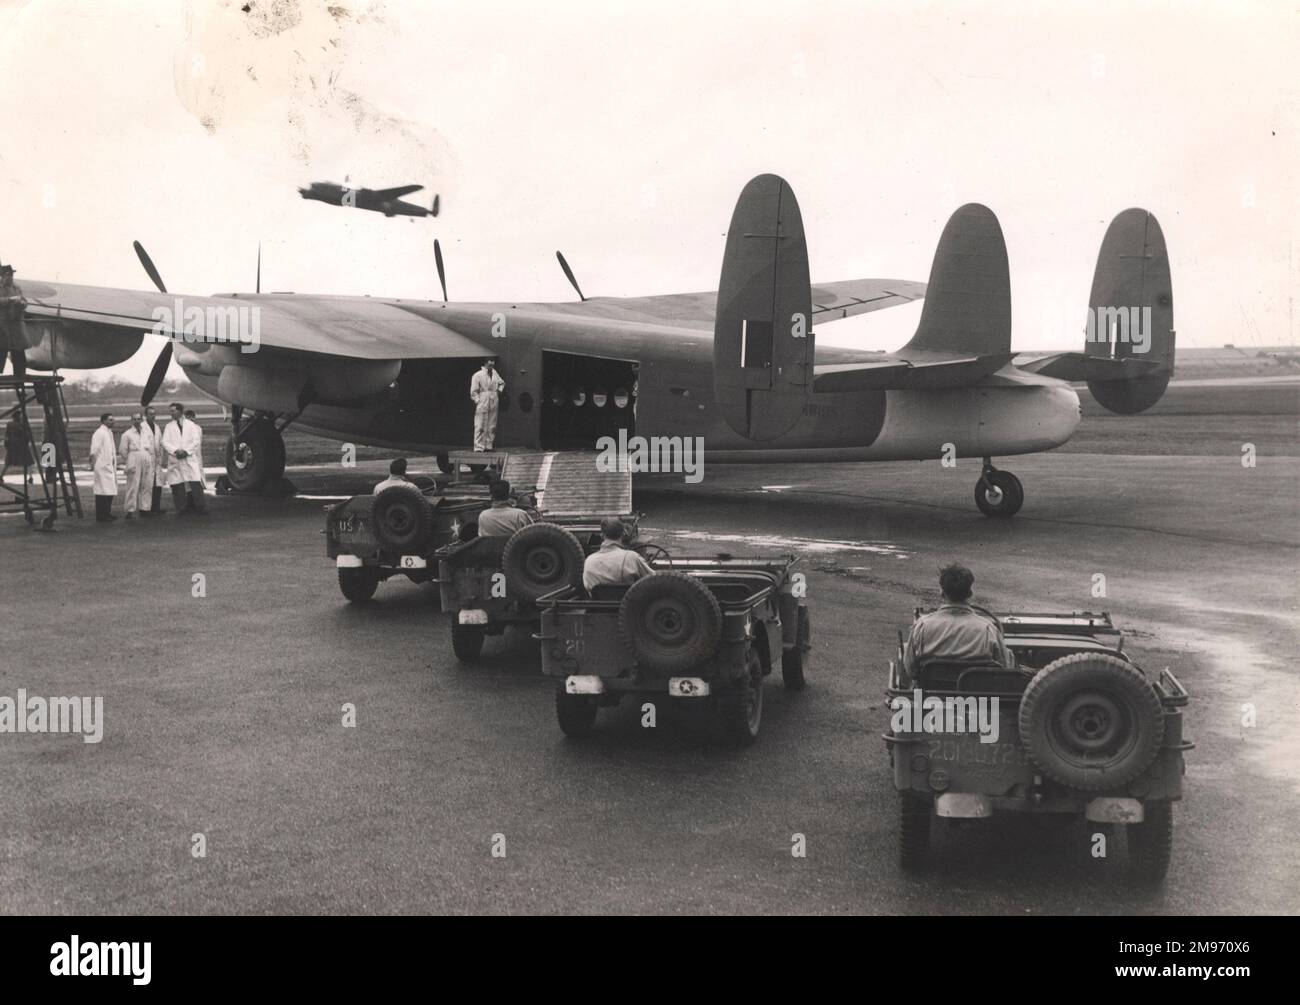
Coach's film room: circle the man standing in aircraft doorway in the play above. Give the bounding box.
[470,357,505,451]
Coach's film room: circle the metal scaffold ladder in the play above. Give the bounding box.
[1,374,82,529]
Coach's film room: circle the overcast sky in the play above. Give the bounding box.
[1,0,1295,384]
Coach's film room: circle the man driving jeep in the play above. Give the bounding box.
[902,563,1010,677]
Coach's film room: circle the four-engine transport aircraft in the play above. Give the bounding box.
[5,173,1173,516]
[298,180,440,218]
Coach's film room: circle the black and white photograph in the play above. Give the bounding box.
[0,0,1295,965]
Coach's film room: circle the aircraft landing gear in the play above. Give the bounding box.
[975,458,1023,518]
[224,412,287,493]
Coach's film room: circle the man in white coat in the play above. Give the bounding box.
[469,357,505,451]
[89,413,117,522]
[162,402,207,515]
[142,404,166,515]
[118,412,153,519]
[184,409,209,492]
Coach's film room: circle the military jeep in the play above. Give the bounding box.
[884,610,1192,882]
[324,451,527,604]
[435,516,640,662]
[535,555,812,746]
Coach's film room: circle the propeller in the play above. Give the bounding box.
[434,239,448,302]
[556,250,586,302]
[431,193,440,218]
[134,240,173,407]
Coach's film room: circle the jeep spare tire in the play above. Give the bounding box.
[371,484,434,551]
[501,522,586,602]
[618,572,722,674]
[1018,653,1165,791]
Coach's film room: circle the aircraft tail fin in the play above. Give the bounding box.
[1021,209,1175,412]
[712,174,813,441]
[1084,208,1174,413]
[900,203,1011,358]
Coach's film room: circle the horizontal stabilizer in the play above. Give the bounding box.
[814,352,1012,392]
[810,279,926,324]
[900,204,1011,357]
[1017,351,1163,383]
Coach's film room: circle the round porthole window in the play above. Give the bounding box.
[519,392,533,412]
[613,387,630,408]
[549,386,565,406]
[572,388,586,406]
[592,387,608,408]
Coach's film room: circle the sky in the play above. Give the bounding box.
[1,0,1296,384]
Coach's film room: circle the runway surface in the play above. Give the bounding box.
[3,435,1298,915]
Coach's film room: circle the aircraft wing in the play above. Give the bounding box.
[538,278,925,328]
[371,184,423,199]
[19,281,485,359]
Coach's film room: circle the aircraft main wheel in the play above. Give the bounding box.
[1129,801,1174,884]
[436,453,453,474]
[225,419,286,492]
[782,605,811,691]
[975,470,1023,518]
[898,791,932,872]
[451,622,486,663]
[717,648,764,746]
[555,686,598,737]
[338,567,379,604]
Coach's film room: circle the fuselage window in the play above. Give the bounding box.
[613,388,629,409]
[519,391,533,412]
[549,386,565,407]
[572,388,586,407]
[592,387,608,408]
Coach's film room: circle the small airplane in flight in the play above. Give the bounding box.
[298,181,440,218]
[4,174,1174,518]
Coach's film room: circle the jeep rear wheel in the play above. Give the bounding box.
[717,649,763,746]
[451,622,485,663]
[1018,653,1165,791]
[555,686,598,738]
[338,566,379,604]
[898,791,932,872]
[782,605,811,691]
[1129,801,1174,884]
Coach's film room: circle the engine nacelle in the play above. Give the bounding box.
[214,358,401,413]
[23,320,143,370]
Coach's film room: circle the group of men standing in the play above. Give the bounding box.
[88,402,208,522]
